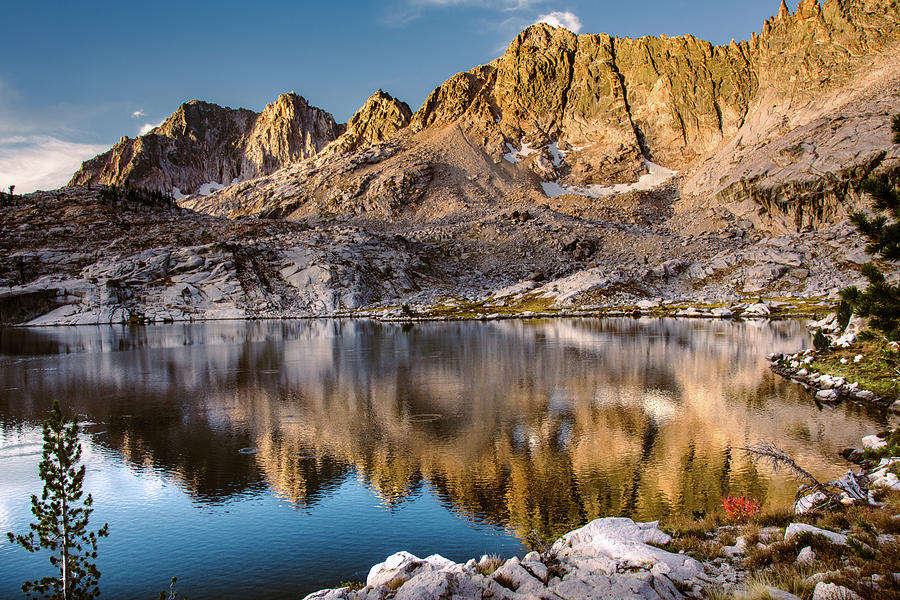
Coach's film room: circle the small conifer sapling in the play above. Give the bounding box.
[7,400,109,600]
[841,113,900,339]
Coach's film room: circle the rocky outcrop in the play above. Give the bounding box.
[325,90,412,155]
[1,184,882,327]
[0,187,429,325]
[303,518,708,600]
[69,92,342,195]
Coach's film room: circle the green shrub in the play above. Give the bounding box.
[813,329,831,352]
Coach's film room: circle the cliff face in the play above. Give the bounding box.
[406,0,898,191]
[325,90,412,155]
[69,93,341,194]
[242,93,343,179]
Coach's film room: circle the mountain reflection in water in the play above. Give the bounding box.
[1,318,895,596]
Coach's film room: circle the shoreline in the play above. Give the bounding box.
[2,296,832,328]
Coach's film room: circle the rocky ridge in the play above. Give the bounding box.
[70,92,342,195]
[0,184,882,326]
[0,188,431,326]
[324,90,412,156]
[175,0,900,240]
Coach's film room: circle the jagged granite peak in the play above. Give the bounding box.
[408,21,756,183]
[70,92,341,195]
[242,92,343,179]
[325,90,412,155]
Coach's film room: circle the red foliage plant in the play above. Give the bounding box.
[721,495,761,522]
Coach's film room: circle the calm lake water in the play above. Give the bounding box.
[0,318,894,599]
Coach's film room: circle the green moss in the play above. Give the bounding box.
[807,335,900,401]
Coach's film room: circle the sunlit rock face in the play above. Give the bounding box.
[3,319,891,542]
[324,90,412,156]
[69,93,341,195]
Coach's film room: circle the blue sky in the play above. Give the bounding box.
[0,0,797,192]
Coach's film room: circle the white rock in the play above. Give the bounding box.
[812,581,863,600]
[785,523,848,546]
[815,389,840,402]
[853,354,863,363]
[394,570,480,600]
[550,571,682,600]
[490,558,544,595]
[862,435,887,450]
[855,390,875,401]
[869,458,900,490]
[743,303,771,316]
[759,587,803,600]
[365,552,453,589]
[797,546,816,565]
[551,517,703,583]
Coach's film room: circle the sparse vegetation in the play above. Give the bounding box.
[338,581,364,592]
[492,572,517,591]
[97,184,177,210]
[475,555,504,576]
[807,332,900,400]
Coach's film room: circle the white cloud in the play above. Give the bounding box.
[131,109,146,118]
[0,136,109,194]
[138,120,163,135]
[535,11,582,33]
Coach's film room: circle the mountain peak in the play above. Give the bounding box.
[325,89,412,155]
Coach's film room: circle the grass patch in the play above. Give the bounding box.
[386,575,408,591]
[805,332,900,401]
[338,581,364,591]
[492,573,517,591]
[475,555,504,576]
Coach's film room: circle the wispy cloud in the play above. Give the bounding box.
[385,0,547,27]
[535,11,582,33]
[0,136,108,194]
[138,120,163,136]
[131,109,146,118]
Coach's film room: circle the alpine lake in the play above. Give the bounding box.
[0,317,895,599]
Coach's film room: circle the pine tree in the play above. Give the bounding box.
[6,400,109,600]
[840,114,900,339]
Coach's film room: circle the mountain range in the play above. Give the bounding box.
[2,0,899,325]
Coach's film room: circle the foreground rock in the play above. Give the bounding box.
[303,518,710,600]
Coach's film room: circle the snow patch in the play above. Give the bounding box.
[548,141,566,167]
[542,159,677,198]
[197,181,227,195]
[503,138,539,164]
[172,187,185,200]
[541,181,570,197]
